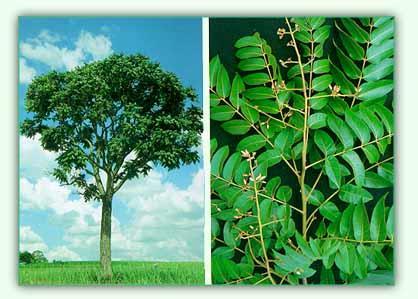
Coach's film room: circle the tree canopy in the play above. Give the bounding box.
[21,54,203,201]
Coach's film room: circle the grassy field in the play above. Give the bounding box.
[19,261,204,286]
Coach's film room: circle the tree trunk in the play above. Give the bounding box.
[100,196,112,278]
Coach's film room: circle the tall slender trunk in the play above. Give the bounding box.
[100,196,112,278]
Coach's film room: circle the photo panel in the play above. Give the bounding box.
[209,17,394,286]
[18,17,204,286]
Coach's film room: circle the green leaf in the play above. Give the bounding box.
[353,204,370,241]
[339,184,373,204]
[252,99,279,114]
[222,152,242,180]
[260,199,273,224]
[216,65,231,98]
[244,87,275,100]
[341,18,369,43]
[373,17,392,28]
[242,73,270,86]
[221,120,251,135]
[310,92,329,110]
[235,46,263,59]
[359,107,384,139]
[367,39,394,64]
[373,104,394,134]
[327,114,354,149]
[328,98,349,115]
[319,201,341,222]
[329,59,356,94]
[362,144,380,164]
[234,160,250,185]
[345,109,370,144]
[210,105,235,121]
[313,59,330,74]
[370,195,387,241]
[212,256,240,283]
[234,35,261,48]
[335,243,355,274]
[325,156,342,188]
[340,30,365,61]
[314,130,336,156]
[210,55,221,88]
[223,221,237,248]
[210,93,221,107]
[351,270,394,285]
[236,135,266,152]
[313,25,331,43]
[308,113,327,129]
[386,206,394,239]
[378,162,394,184]
[335,43,362,79]
[312,74,333,91]
[233,190,254,214]
[274,128,295,155]
[257,149,282,167]
[359,80,394,101]
[295,232,316,260]
[354,252,368,280]
[366,247,392,270]
[212,246,235,259]
[364,172,392,189]
[265,177,281,196]
[304,185,324,206]
[342,151,365,186]
[210,138,218,158]
[371,18,394,45]
[294,30,311,43]
[340,204,355,237]
[211,145,229,176]
[230,74,245,108]
[238,58,265,71]
[363,58,394,81]
[276,186,292,202]
[241,102,260,123]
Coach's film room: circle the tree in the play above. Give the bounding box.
[19,251,33,264]
[21,54,203,277]
[31,250,48,263]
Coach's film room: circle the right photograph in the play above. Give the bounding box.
[210,17,394,285]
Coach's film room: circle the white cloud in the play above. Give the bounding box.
[20,135,57,182]
[76,31,113,60]
[46,246,81,261]
[20,30,113,71]
[20,135,204,261]
[19,58,37,84]
[37,30,61,43]
[20,226,48,253]
[20,226,81,261]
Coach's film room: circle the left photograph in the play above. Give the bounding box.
[18,17,204,286]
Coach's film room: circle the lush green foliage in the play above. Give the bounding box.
[210,17,394,285]
[19,261,204,285]
[19,251,48,264]
[21,54,202,202]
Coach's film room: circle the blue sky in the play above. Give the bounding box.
[19,17,204,262]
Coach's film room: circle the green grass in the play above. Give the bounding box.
[19,261,205,286]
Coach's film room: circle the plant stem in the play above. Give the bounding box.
[285,17,310,241]
[249,158,276,285]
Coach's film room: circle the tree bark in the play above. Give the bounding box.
[100,196,112,278]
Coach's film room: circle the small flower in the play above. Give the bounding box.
[241,149,251,158]
[277,28,286,39]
